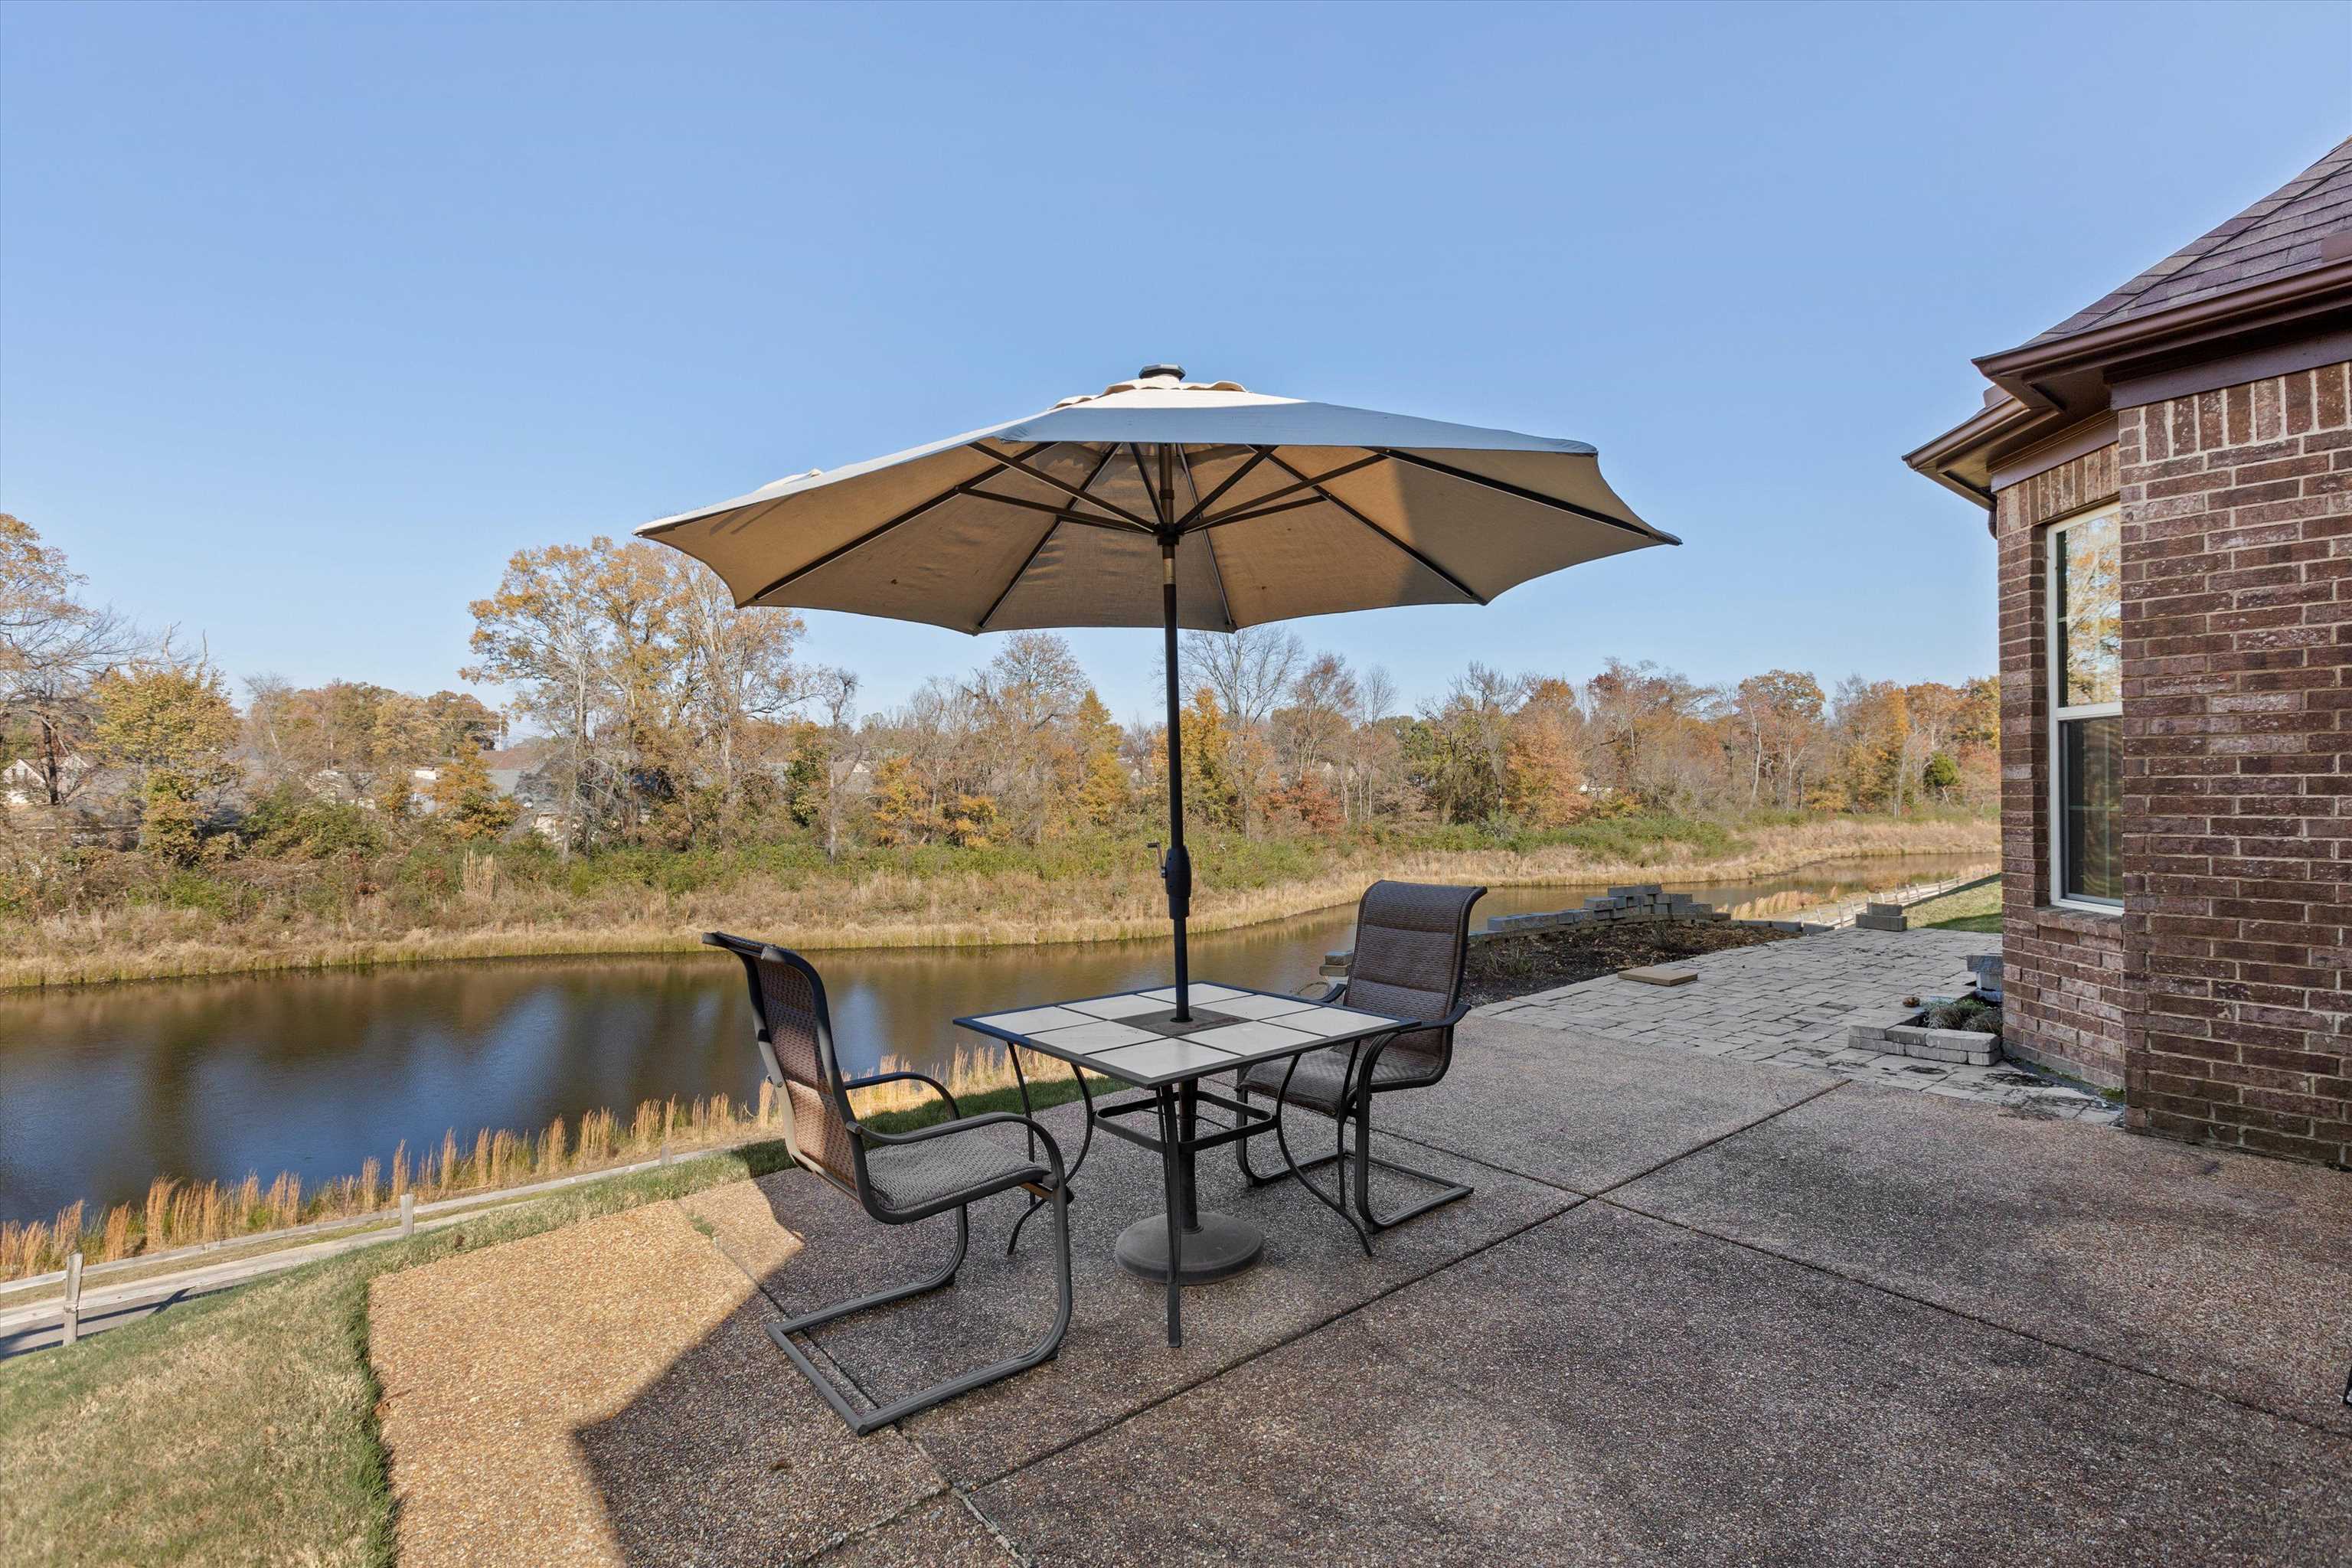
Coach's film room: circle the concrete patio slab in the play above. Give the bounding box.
[805,1498,1018,1566]
[1611,1083,2352,1434]
[975,1202,2352,1566]
[694,1098,1577,1485]
[1375,1014,1837,1192]
[371,1201,943,1567]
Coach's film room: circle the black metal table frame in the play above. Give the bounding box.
[960,986,1413,1348]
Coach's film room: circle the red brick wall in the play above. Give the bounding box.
[1993,446,2128,1086]
[2115,362,2352,1168]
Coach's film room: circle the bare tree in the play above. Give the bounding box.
[1179,626,1302,835]
[0,515,141,805]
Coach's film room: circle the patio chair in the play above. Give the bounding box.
[1233,881,1485,1250]
[704,931,1073,1436]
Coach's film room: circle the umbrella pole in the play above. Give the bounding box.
[1160,537,1191,1021]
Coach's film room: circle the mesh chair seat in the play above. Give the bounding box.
[702,930,1076,1437]
[1240,1040,1442,1115]
[1236,881,1485,1246]
[863,1124,1047,1214]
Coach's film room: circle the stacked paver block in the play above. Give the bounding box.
[1853,902,1908,933]
[1965,953,2002,1002]
[1846,1006,2003,1067]
[1479,885,1817,943]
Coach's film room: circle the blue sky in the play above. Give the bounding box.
[3,2,2347,729]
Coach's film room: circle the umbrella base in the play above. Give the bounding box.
[1114,1212,1264,1284]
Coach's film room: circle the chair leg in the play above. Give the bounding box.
[1269,1085,1374,1257]
[1343,1095,1473,1232]
[767,1197,1073,1437]
[1235,1079,1279,1187]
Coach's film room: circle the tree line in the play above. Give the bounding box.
[2,518,1995,894]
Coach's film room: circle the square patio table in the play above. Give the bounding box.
[957,981,1415,1347]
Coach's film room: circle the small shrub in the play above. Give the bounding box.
[1924,995,2001,1034]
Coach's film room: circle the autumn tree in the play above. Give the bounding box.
[428,742,520,840]
[1410,665,1526,825]
[0,514,139,805]
[92,648,240,863]
[1073,690,1132,828]
[1181,626,1302,835]
[1505,677,1586,827]
[466,537,809,848]
[1584,659,1714,808]
[1729,670,1827,809]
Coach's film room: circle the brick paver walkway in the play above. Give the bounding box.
[1478,926,2122,1124]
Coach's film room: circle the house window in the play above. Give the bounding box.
[2049,507,2121,908]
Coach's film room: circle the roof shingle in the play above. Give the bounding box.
[2024,135,2352,348]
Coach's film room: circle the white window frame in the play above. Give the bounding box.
[2047,505,2122,912]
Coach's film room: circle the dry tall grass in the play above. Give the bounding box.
[0,1046,1050,1282]
[0,817,1992,991]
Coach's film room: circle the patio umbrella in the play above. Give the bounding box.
[638,365,1673,1021]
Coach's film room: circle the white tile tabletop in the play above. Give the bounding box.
[1208,993,1325,1021]
[1087,1037,1243,1081]
[1063,993,1171,1020]
[972,1004,1101,1035]
[1138,983,1250,1005]
[1269,1007,1404,1039]
[959,982,1412,1085]
[1183,1020,1326,1055]
[1027,1018,1160,1052]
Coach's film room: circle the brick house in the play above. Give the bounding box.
[1905,136,2352,1168]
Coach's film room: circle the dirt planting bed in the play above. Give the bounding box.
[1460,922,1797,1008]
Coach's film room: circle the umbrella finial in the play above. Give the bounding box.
[1138,362,1184,382]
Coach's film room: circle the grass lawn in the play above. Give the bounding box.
[0,1142,805,1568]
[1909,877,2003,933]
[0,1065,1113,1568]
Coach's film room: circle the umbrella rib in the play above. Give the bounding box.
[1261,451,1488,606]
[1191,451,1387,529]
[971,441,1121,633]
[1376,449,1672,542]
[1197,514,1238,632]
[740,448,1037,605]
[1172,446,1270,528]
[1128,443,1167,527]
[1174,442,1201,521]
[965,489,1161,533]
[1187,492,1327,531]
[976,518,1060,633]
[966,443,1157,534]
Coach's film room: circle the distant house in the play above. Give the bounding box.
[2,753,92,808]
[1905,136,2351,1169]
[2,758,43,808]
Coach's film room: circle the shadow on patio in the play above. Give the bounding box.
[374,1017,2352,1566]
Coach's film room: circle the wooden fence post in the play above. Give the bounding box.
[60,1251,83,1348]
[399,1192,415,1238]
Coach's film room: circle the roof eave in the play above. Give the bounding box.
[1976,257,2352,412]
[1906,258,2352,530]
[1901,396,2057,524]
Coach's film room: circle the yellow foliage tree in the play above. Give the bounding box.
[428,743,519,840]
[92,654,240,864]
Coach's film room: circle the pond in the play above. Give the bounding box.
[0,854,1988,1222]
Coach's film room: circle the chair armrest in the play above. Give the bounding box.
[840,1069,959,1119]
[860,1110,1067,1182]
[1354,1001,1473,1077]
[1295,978,1347,1004]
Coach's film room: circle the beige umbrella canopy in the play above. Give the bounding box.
[639,366,1671,1016]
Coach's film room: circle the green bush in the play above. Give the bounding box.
[238,786,387,860]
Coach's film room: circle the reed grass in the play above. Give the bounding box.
[0,815,1993,991]
[0,1043,1067,1282]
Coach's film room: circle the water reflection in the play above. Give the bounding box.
[0,854,1987,1220]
